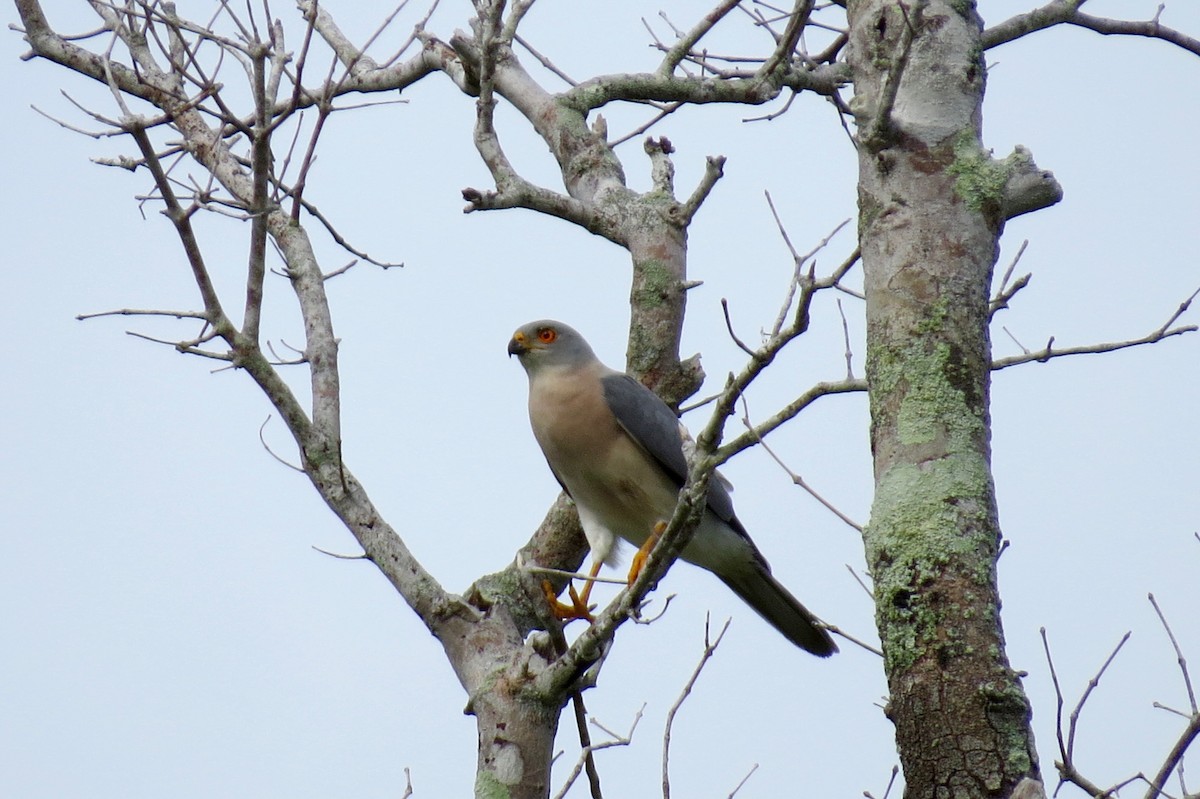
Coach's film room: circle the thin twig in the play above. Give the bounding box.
[763,206,851,336]
[628,593,678,626]
[864,765,900,799]
[837,297,854,379]
[743,89,795,122]
[1041,628,1123,796]
[739,397,863,532]
[1066,632,1132,764]
[1149,592,1197,714]
[122,330,230,360]
[721,299,757,356]
[569,692,603,799]
[663,616,731,799]
[323,259,358,280]
[550,707,644,799]
[990,239,1031,319]
[658,0,742,76]
[1040,627,1069,790]
[609,102,684,148]
[822,622,882,657]
[520,564,628,587]
[715,377,867,467]
[1145,714,1200,799]
[726,762,759,798]
[311,544,368,560]
[76,307,208,321]
[846,564,873,599]
[993,291,1198,370]
[514,32,577,86]
[1143,592,1200,799]
[259,416,305,473]
[994,239,1028,301]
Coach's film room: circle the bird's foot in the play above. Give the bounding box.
[627,520,668,587]
[541,579,596,622]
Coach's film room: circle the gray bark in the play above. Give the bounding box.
[846,1,1046,795]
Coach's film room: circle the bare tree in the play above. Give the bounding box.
[11,1,1199,798]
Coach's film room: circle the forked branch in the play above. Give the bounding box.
[1042,627,1135,797]
[1144,593,1200,799]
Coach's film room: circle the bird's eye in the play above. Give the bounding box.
[537,328,557,344]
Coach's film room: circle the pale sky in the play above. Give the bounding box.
[2,2,1198,797]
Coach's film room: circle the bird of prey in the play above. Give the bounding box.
[508,320,836,657]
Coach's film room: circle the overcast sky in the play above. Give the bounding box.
[3,2,1198,797]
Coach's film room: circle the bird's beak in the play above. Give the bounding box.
[507,333,528,357]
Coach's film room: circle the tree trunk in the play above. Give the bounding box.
[469,671,560,799]
[846,1,1041,795]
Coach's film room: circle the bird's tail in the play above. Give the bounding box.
[718,566,837,657]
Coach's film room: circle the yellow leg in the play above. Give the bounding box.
[575,561,602,609]
[542,561,602,622]
[627,521,668,587]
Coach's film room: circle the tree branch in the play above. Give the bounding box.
[992,287,1199,370]
[562,64,842,113]
[126,123,231,333]
[716,377,867,464]
[456,12,611,238]
[1002,146,1064,220]
[243,35,272,343]
[658,0,743,76]
[680,155,726,225]
[13,1,467,648]
[984,1,1200,56]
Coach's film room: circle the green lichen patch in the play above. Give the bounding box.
[630,258,675,310]
[949,134,1008,214]
[948,0,977,18]
[867,452,997,671]
[981,679,1037,775]
[868,328,986,452]
[475,771,512,799]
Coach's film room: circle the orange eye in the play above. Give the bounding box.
[537,328,557,344]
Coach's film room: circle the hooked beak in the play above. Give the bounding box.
[507,333,528,357]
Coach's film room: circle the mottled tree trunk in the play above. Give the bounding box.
[846,1,1041,795]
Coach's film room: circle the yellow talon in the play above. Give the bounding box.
[542,583,588,619]
[541,560,603,622]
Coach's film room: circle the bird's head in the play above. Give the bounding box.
[507,320,597,374]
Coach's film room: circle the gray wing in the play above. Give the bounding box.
[600,373,741,528]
